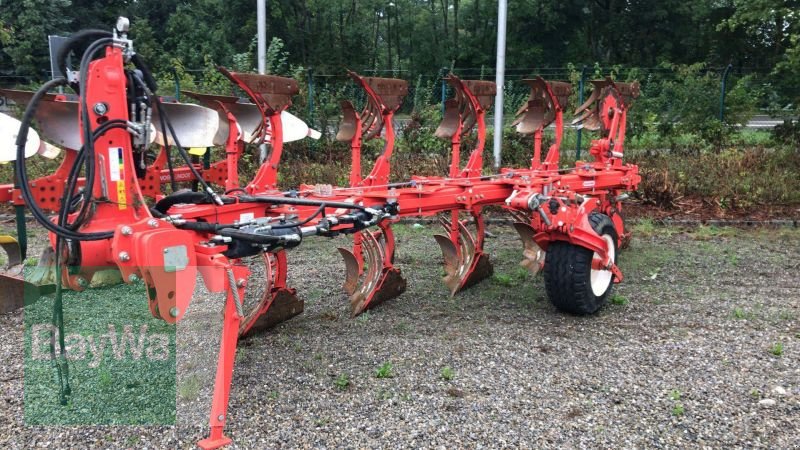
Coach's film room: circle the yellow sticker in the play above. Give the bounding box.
[116,180,127,210]
[188,147,208,156]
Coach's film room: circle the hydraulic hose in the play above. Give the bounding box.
[15,78,113,240]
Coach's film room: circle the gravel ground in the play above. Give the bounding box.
[1,223,799,449]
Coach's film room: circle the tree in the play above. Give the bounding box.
[0,0,73,77]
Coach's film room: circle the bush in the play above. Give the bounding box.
[772,120,800,146]
[632,146,800,209]
[629,63,757,150]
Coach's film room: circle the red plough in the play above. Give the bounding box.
[3,19,643,449]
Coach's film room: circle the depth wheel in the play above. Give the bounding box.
[543,212,618,315]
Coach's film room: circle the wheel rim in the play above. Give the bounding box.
[590,234,615,297]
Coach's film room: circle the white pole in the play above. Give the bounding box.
[257,0,267,74]
[492,0,507,170]
[257,0,268,162]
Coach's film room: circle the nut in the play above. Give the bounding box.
[93,102,108,115]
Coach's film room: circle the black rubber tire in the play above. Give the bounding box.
[543,212,618,315]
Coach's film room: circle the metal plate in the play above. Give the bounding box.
[163,245,189,273]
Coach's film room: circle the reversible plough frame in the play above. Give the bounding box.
[1,19,641,449]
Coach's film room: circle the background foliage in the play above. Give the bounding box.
[0,0,799,211]
[0,0,798,105]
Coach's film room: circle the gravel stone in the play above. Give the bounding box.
[2,224,799,448]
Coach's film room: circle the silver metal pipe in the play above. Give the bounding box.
[492,0,508,170]
[257,0,267,75]
[257,0,268,162]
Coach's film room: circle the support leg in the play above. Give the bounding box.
[197,265,246,450]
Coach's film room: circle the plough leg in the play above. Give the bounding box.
[238,251,304,338]
[198,264,247,450]
[338,221,406,316]
[433,210,493,295]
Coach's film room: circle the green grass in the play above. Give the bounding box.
[770,342,784,357]
[491,268,528,287]
[631,218,657,236]
[356,311,371,324]
[394,321,412,333]
[691,225,738,241]
[178,374,200,401]
[492,273,514,286]
[669,390,685,417]
[732,307,752,320]
[375,362,394,379]
[440,366,455,381]
[609,294,629,306]
[334,373,350,391]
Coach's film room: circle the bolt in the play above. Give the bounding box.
[75,277,88,288]
[127,273,140,282]
[121,226,133,236]
[147,218,159,228]
[217,414,224,422]
[169,307,180,318]
[236,278,246,288]
[118,251,130,262]
[93,102,108,115]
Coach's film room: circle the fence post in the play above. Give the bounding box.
[308,67,315,124]
[171,67,180,100]
[440,67,448,116]
[719,64,733,122]
[576,65,587,160]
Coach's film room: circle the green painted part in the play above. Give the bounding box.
[576,66,587,160]
[203,149,211,169]
[15,206,27,260]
